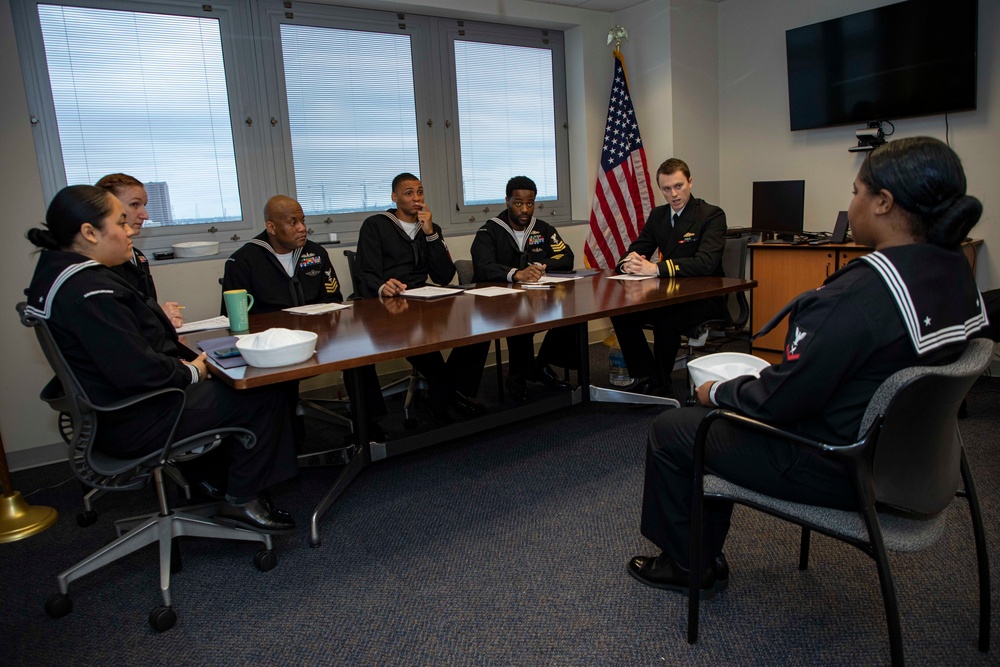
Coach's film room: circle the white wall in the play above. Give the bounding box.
[606,0,719,207]
[718,0,1000,286]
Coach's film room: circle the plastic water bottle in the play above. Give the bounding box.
[608,337,631,387]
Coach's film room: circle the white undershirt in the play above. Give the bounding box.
[398,220,420,239]
[275,251,296,277]
[513,228,527,251]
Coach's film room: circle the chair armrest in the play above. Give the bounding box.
[693,409,853,460]
[81,387,189,467]
[81,386,186,416]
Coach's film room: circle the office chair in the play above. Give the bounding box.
[675,234,751,363]
[343,249,424,427]
[19,303,276,632]
[686,337,993,667]
[45,394,193,527]
[454,259,506,401]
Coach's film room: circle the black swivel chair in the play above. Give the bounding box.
[686,337,993,666]
[676,234,751,363]
[342,249,424,427]
[19,303,277,632]
[453,259,506,401]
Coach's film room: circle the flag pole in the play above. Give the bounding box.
[607,24,629,52]
[608,25,630,87]
[584,25,653,270]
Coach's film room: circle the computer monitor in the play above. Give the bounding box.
[751,180,805,242]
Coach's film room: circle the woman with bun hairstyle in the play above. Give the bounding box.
[629,136,990,597]
[24,185,298,534]
[95,173,183,328]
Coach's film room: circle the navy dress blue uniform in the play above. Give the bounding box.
[222,230,385,418]
[25,251,298,499]
[471,210,579,374]
[222,230,343,310]
[641,244,989,570]
[109,247,157,300]
[610,198,727,395]
[357,211,489,408]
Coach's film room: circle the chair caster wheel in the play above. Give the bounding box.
[403,418,419,430]
[149,605,176,632]
[45,593,72,619]
[76,510,98,527]
[254,549,277,572]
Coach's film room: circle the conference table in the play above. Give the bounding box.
[184,270,755,546]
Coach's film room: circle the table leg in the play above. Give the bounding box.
[582,323,679,407]
[308,366,373,547]
[576,322,590,404]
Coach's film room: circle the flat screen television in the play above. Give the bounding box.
[785,0,978,131]
[751,180,805,241]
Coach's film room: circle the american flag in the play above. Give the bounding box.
[584,50,653,269]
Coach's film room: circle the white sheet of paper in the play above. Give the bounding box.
[465,286,522,297]
[175,316,231,334]
[283,302,351,315]
[535,275,579,283]
[400,285,465,299]
[606,274,657,281]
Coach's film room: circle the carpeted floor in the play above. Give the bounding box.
[3,342,999,666]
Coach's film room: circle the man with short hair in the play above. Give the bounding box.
[223,195,343,309]
[356,174,489,422]
[471,175,577,400]
[223,194,385,432]
[610,158,727,398]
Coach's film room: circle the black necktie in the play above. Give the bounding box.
[672,213,680,228]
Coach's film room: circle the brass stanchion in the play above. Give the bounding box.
[0,427,58,543]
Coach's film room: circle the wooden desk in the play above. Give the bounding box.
[190,272,753,389]
[750,240,982,362]
[185,271,756,545]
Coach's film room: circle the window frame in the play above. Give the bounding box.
[12,0,573,253]
[257,1,434,243]
[437,20,571,229]
[12,0,267,251]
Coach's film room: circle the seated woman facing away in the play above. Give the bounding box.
[24,185,299,534]
[629,136,989,597]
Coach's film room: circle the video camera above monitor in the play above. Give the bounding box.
[751,180,805,242]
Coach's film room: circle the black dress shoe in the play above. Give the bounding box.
[626,554,715,600]
[257,491,293,523]
[622,376,650,392]
[191,479,226,502]
[506,372,531,401]
[214,497,296,535]
[452,392,488,418]
[712,553,729,591]
[624,377,673,399]
[532,363,572,390]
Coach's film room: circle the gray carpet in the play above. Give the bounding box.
[3,342,999,666]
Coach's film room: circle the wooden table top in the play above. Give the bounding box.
[184,270,755,389]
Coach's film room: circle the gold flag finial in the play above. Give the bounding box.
[607,25,629,51]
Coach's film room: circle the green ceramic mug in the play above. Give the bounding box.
[223,289,254,334]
